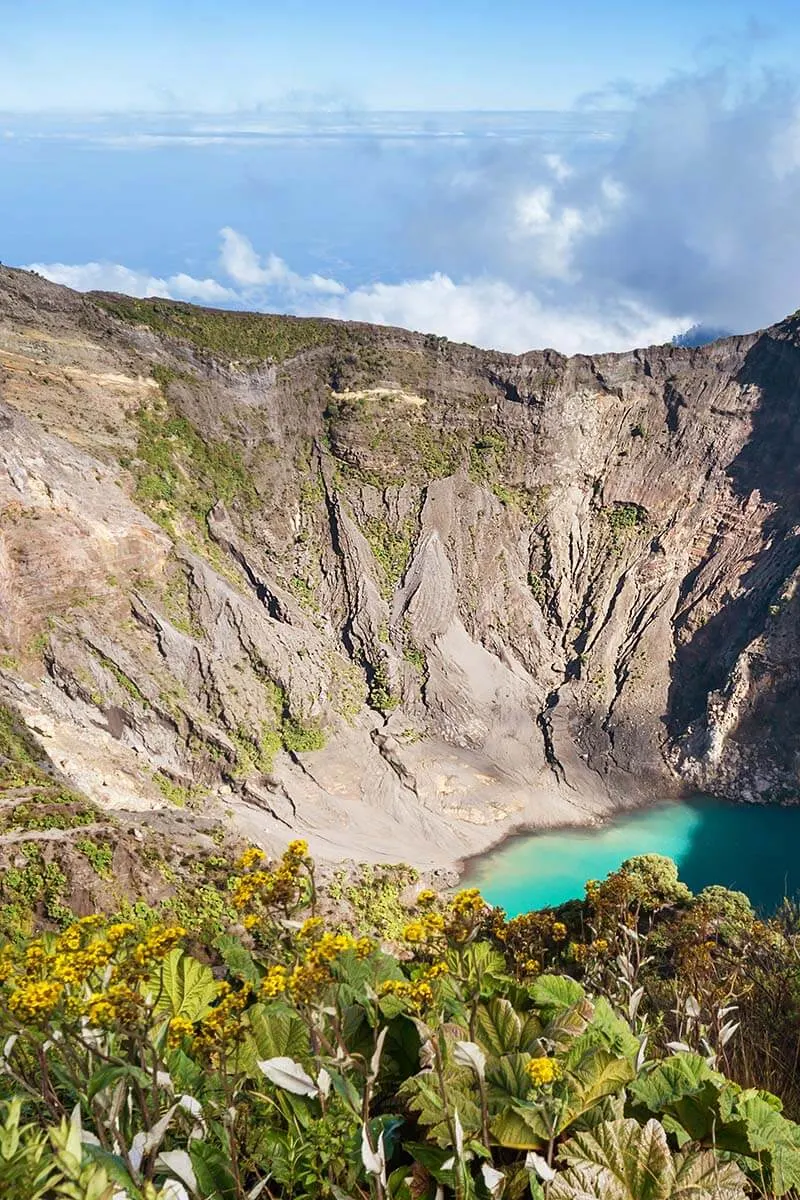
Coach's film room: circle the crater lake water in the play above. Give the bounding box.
[462,797,800,915]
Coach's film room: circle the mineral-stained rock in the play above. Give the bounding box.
[1,265,799,867]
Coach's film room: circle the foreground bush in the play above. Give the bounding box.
[0,843,799,1198]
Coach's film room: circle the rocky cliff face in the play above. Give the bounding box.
[2,266,799,870]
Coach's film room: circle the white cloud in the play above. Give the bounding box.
[24,259,236,304]
[219,228,345,296]
[24,67,800,357]
[26,231,689,357]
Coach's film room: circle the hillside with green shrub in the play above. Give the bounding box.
[2,840,800,1199]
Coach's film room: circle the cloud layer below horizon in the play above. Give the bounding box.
[23,68,800,356]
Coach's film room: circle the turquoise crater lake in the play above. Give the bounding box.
[462,797,800,916]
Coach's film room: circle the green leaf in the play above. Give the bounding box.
[486,1054,549,1149]
[486,1052,534,1105]
[628,1054,728,1144]
[558,1050,634,1135]
[718,1089,800,1196]
[213,934,261,986]
[86,1063,153,1104]
[237,1001,310,1078]
[475,998,522,1056]
[398,1067,481,1148]
[672,1147,749,1200]
[588,997,639,1058]
[449,943,510,997]
[152,949,217,1021]
[490,1106,547,1151]
[529,975,585,1014]
[189,1140,238,1200]
[83,1146,142,1196]
[550,1117,747,1200]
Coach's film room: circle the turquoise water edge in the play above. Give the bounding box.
[462,796,800,916]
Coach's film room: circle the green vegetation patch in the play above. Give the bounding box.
[325,392,463,485]
[133,403,257,534]
[604,501,649,541]
[0,845,798,1199]
[95,294,348,364]
[362,516,415,597]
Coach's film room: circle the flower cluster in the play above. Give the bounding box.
[526,1056,561,1087]
[231,840,312,923]
[402,912,445,945]
[194,981,253,1054]
[8,980,62,1021]
[378,961,448,1012]
[258,927,374,1006]
[0,917,186,1029]
[490,908,578,977]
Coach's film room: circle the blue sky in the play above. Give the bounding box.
[1,0,797,111]
[2,3,800,354]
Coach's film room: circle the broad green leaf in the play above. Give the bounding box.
[718,1089,800,1196]
[213,934,261,986]
[529,975,585,1014]
[475,998,522,1056]
[397,1067,481,1148]
[558,1050,634,1135]
[552,1118,670,1200]
[551,1117,748,1200]
[589,997,639,1058]
[672,1147,749,1200]
[237,1001,310,1078]
[486,1054,550,1148]
[489,1106,547,1150]
[189,1140,238,1200]
[486,1052,534,1105]
[333,948,405,1009]
[628,1053,727,1143]
[151,949,217,1021]
[448,943,510,997]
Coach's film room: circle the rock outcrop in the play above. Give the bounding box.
[2,267,799,868]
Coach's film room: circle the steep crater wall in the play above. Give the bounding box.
[1,267,799,867]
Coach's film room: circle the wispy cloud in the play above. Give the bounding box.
[24,228,688,356]
[22,67,800,356]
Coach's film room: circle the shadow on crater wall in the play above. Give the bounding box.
[667,326,800,742]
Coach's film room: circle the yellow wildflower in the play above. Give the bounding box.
[132,925,186,966]
[450,888,485,917]
[526,1057,561,1087]
[106,922,137,947]
[167,1015,195,1049]
[9,981,63,1020]
[522,958,540,975]
[288,961,329,1004]
[355,936,374,959]
[23,942,47,975]
[416,889,437,907]
[594,938,608,953]
[55,926,83,954]
[86,995,116,1026]
[424,961,449,979]
[551,922,568,941]
[285,839,309,859]
[402,921,427,944]
[260,965,289,998]
[237,846,267,870]
[298,916,323,940]
[242,914,259,930]
[0,946,17,983]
